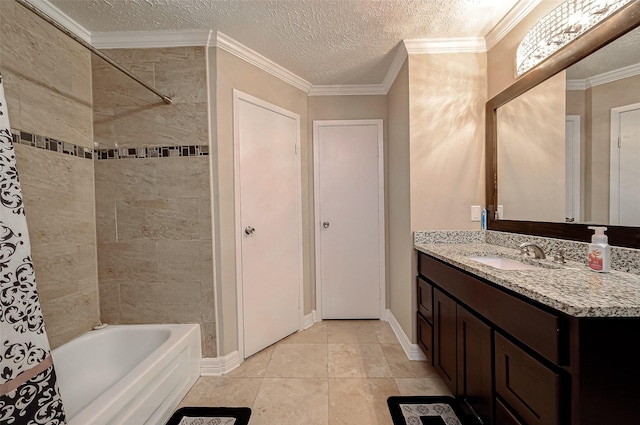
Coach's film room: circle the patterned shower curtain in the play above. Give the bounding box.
[0,71,66,423]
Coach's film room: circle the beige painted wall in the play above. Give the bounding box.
[584,74,640,222]
[408,53,487,231]
[0,0,99,348]
[307,95,388,309]
[211,47,310,356]
[498,72,566,222]
[487,0,564,99]
[386,59,413,338]
[92,47,216,356]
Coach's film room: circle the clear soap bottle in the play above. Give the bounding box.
[588,226,611,273]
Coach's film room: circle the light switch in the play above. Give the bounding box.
[471,205,482,222]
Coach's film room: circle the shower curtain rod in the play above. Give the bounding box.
[15,0,173,105]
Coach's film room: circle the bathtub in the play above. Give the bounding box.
[51,324,201,425]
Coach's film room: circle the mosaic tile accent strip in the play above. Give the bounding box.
[11,128,93,159]
[95,145,209,160]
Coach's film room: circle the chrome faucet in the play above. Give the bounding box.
[519,242,546,259]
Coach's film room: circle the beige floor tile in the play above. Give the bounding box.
[328,344,391,378]
[328,344,367,378]
[381,344,440,378]
[265,343,328,378]
[394,377,453,396]
[251,378,329,425]
[328,378,399,425]
[177,377,262,408]
[227,345,275,378]
[327,320,380,343]
[280,323,328,344]
[373,322,398,344]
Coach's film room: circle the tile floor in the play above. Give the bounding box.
[176,320,452,425]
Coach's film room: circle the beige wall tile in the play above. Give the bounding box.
[119,281,203,323]
[42,288,100,349]
[97,240,158,282]
[201,321,217,357]
[98,281,121,323]
[157,156,210,199]
[115,198,199,240]
[154,56,207,104]
[95,159,158,200]
[157,240,211,282]
[93,107,116,147]
[92,60,158,107]
[199,198,213,240]
[112,103,204,147]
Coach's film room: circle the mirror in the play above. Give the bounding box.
[486,1,640,248]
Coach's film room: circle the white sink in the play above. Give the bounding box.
[469,256,541,270]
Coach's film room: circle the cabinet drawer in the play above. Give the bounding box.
[495,333,562,425]
[417,277,433,323]
[419,252,565,365]
[495,399,525,425]
[416,312,433,363]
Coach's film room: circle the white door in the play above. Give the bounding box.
[565,115,581,223]
[314,120,385,319]
[234,90,302,358]
[611,104,640,226]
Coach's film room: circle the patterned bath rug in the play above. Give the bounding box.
[387,396,478,425]
[166,407,251,425]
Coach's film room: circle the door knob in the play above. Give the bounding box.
[322,222,330,228]
[244,226,256,235]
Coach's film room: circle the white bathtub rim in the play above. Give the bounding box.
[54,323,201,425]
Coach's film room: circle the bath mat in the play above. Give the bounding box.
[166,407,251,425]
[387,396,478,425]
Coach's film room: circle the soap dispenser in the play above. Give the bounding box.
[588,226,611,273]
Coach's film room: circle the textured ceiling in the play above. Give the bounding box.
[47,0,521,85]
[566,25,640,80]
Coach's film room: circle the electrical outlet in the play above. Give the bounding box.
[471,205,482,222]
[498,205,504,219]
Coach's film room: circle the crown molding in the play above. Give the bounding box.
[381,43,409,94]
[404,37,487,54]
[588,62,640,87]
[566,79,588,90]
[485,0,542,50]
[308,84,387,96]
[567,63,640,90]
[27,0,91,43]
[91,30,212,49]
[215,32,312,93]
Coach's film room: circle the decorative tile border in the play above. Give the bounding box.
[95,145,209,160]
[10,128,209,160]
[12,128,93,159]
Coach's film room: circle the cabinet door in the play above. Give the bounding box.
[417,312,433,363]
[457,305,493,425]
[495,333,561,425]
[417,277,433,323]
[433,288,457,395]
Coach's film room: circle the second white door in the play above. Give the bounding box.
[314,120,384,319]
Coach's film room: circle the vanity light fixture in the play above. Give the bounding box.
[516,0,632,75]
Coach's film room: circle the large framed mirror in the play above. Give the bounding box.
[486,0,640,248]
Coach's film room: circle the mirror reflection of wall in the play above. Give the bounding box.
[497,72,566,222]
[497,25,640,226]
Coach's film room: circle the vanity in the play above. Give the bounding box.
[414,238,640,425]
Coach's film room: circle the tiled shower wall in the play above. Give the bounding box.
[92,47,216,356]
[0,1,99,348]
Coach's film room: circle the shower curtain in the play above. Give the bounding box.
[0,71,66,423]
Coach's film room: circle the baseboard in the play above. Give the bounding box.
[304,310,317,329]
[200,350,241,376]
[386,309,427,361]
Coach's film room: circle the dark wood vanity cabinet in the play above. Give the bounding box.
[416,251,640,425]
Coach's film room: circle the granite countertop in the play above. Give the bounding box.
[414,242,640,318]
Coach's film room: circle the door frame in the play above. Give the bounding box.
[233,89,304,360]
[312,119,386,320]
[610,102,640,225]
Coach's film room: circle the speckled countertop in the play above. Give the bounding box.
[414,241,640,318]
